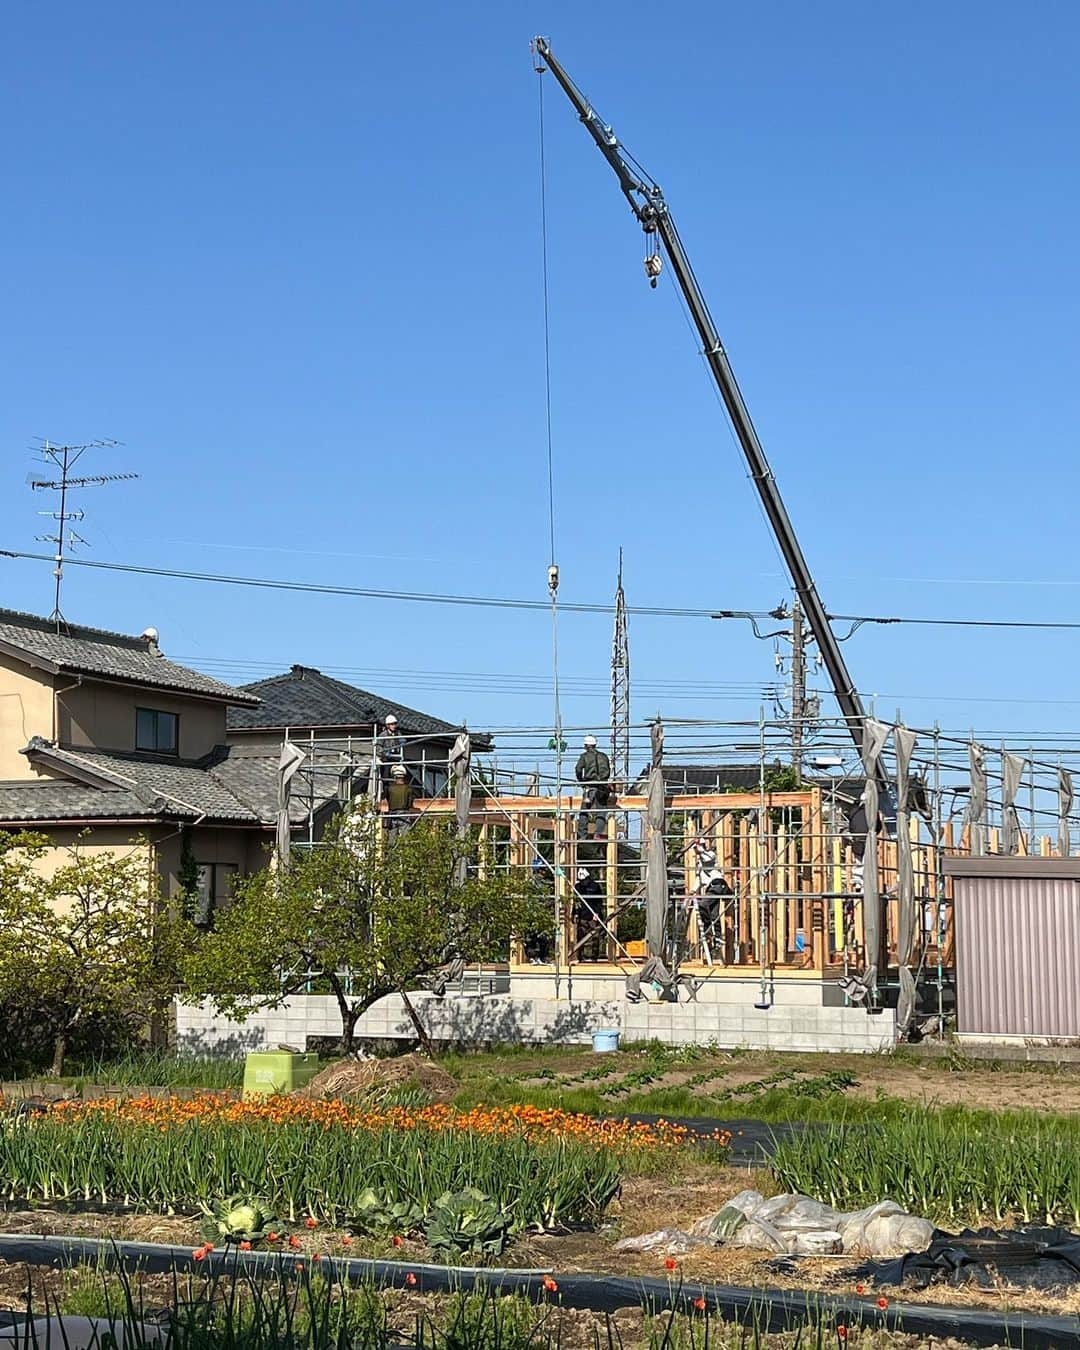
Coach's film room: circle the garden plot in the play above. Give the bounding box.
[1,1078,1079,1325]
[0,1261,1024,1350]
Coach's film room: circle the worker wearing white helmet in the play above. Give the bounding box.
[573,865,604,961]
[383,760,415,831]
[376,712,405,788]
[575,734,612,840]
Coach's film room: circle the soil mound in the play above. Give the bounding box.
[299,1054,457,1104]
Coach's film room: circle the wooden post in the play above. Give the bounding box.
[774,822,787,965]
[555,808,572,973]
[510,811,527,968]
[748,816,761,965]
[808,788,826,972]
[605,814,619,961]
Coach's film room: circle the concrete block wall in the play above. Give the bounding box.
[176,992,896,1056]
[509,970,842,1008]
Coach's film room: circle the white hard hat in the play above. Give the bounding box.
[583,734,597,747]
[385,714,398,725]
[391,764,407,777]
[577,868,590,881]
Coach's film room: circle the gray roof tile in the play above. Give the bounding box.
[226,666,463,738]
[0,608,259,704]
[0,779,155,823]
[24,743,349,828]
[208,743,352,824]
[35,746,260,822]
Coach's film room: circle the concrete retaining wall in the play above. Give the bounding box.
[176,992,896,1057]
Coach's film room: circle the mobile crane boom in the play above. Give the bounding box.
[533,37,869,756]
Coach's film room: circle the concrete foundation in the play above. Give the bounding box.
[176,991,896,1057]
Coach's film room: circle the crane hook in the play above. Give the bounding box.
[644,252,663,288]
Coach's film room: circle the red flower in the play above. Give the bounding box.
[305,1217,318,1230]
[542,1276,558,1293]
[342,1235,354,1246]
[192,1248,207,1262]
[405,1272,418,1287]
[391,1235,404,1248]
[294,1261,304,1273]
[267,1232,280,1243]
[877,1297,889,1310]
[203,1243,215,1253]
[693,1298,706,1312]
[664,1257,678,1271]
[239,1241,252,1252]
[837,1327,848,1343]
[312,1253,322,1262]
[288,1235,301,1250]
[854,1283,865,1295]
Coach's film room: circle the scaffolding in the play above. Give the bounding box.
[283,713,1080,1024]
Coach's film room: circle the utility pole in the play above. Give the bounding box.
[789,598,806,775]
[610,550,630,790]
[29,440,138,628]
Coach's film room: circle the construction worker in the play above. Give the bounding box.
[382,763,415,832]
[376,714,405,787]
[573,867,605,961]
[575,734,612,839]
[689,839,733,947]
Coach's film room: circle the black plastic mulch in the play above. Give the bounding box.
[843,1225,1080,1292]
[1,1235,1078,1350]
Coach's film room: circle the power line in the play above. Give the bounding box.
[5,547,1080,632]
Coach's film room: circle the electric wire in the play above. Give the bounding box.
[6,548,1080,633]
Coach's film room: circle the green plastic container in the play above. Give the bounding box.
[242,1050,320,1098]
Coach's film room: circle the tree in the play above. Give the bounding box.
[177,826,202,925]
[0,832,185,1076]
[181,806,548,1056]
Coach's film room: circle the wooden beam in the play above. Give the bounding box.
[414,790,816,814]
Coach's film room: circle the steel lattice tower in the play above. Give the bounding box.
[610,551,630,789]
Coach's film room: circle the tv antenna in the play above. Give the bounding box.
[28,439,139,628]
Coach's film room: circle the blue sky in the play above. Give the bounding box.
[2,1,1079,752]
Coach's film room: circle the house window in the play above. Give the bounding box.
[194,863,240,927]
[136,707,179,754]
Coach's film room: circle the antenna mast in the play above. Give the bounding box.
[610,549,630,789]
[29,440,139,628]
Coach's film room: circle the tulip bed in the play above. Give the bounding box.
[0,1096,715,1232]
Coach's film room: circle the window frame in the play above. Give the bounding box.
[135,707,180,755]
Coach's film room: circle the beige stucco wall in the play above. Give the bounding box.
[0,651,55,779]
[12,827,158,916]
[59,683,227,759]
[157,825,271,900]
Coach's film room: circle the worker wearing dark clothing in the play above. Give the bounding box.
[575,736,612,838]
[376,714,405,789]
[573,868,605,961]
[382,765,415,833]
[690,841,733,938]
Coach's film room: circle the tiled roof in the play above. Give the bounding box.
[208,743,352,824]
[226,666,463,738]
[0,778,155,823]
[29,745,260,823]
[18,742,351,828]
[0,608,259,704]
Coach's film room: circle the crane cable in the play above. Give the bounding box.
[534,44,566,993]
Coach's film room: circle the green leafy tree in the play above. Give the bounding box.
[0,832,185,1076]
[177,826,202,925]
[181,806,548,1056]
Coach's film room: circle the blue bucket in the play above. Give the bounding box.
[592,1029,620,1054]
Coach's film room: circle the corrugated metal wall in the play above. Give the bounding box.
[954,873,1080,1038]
